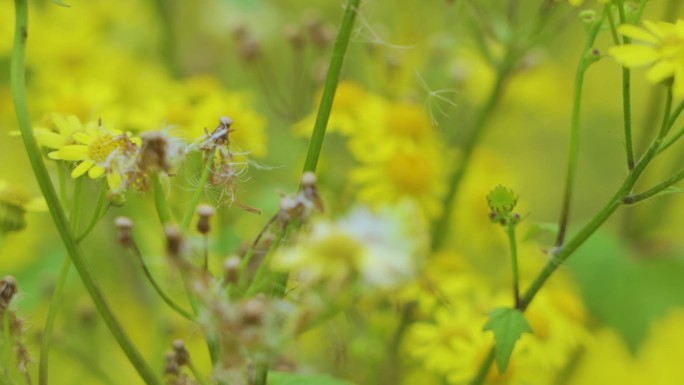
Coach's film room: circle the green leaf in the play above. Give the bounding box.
[268,371,355,385]
[483,308,532,373]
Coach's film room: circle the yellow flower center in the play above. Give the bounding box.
[89,134,126,163]
[385,151,432,195]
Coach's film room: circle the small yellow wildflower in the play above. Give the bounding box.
[46,117,140,193]
[609,20,684,96]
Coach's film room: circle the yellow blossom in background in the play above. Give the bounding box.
[609,20,684,96]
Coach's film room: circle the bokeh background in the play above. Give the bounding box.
[1,0,684,384]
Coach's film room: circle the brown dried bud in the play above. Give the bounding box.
[172,339,190,366]
[196,204,215,235]
[114,216,134,247]
[242,297,266,326]
[0,276,17,309]
[164,225,184,259]
[307,17,333,49]
[139,131,170,173]
[164,351,180,376]
[285,25,305,51]
[301,172,324,213]
[239,36,261,62]
[223,255,241,284]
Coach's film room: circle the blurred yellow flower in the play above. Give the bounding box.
[609,20,684,96]
[0,181,45,233]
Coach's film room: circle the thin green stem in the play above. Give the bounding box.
[69,177,83,231]
[301,0,361,174]
[182,150,213,230]
[623,168,684,205]
[76,183,109,243]
[129,243,194,321]
[554,7,607,247]
[431,63,512,250]
[10,1,161,383]
[470,86,673,382]
[152,172,173,225]
[469,349,496,385]
[617,1,635,170]
[506,223,520,308]
[39,256,71,385]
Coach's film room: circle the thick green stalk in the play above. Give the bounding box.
[301,0,361,174]
[10,1,161,383]
[39,257,71,385]
[554,8,607,247]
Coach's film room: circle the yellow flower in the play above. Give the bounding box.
[47,118,140,193]
[350,141,448,219]
[609,20,684,96]
[34,114,96,150]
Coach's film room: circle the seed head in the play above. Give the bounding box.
[114,216,134,247]
[0,276,17,309]
[164,225,184,259]
[196,204,215,235]
[223,255,241,284]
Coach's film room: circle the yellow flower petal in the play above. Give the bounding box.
[34,129,67,149]
[107,172,123,191]
[618,25,659,44]
[675,65,684,98]
[48,145,89,161]
[88,165,106,179]
[73,132,95,145]
[71,160,94,178]
[645,60,675,83]
[608,45,659,67]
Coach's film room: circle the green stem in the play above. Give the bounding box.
[470,86,673,383]
[182,150,213,230]
[301,0,361,174]
[69,177,83,230]
[10,1,161,383]
[39,256,71,385]
[76,183,108,242]
[431,63,512,250]
[469,349,496,385]
[506,223,520,308]
[129,243,194,321]
[616,1,635,170]
[554,7,607,247]
[624,167,684,205]
[152,172,173,225]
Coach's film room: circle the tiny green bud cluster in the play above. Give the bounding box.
[487,185,521,226]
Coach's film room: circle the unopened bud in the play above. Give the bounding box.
[164,225,184,259]
[114,216,134,247]
[285,25,305,51]
[172,340,190,366]
[223,255,241,284]
[242,297,266,325]
[196,205,215,235]
[164,351,179,376]
[219,116,233,128]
